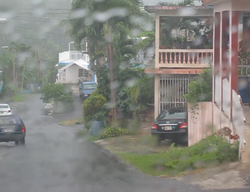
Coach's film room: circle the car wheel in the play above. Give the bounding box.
[177,134,188,145]
[15,141,19,145]
[20,138,25,145]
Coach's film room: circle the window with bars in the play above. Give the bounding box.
[78,69,84,77]
[84,69,89,77]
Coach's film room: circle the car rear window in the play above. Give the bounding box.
[0,105,9,108]
[157,110,187,120]
[83,84,97,90]
[0,116,22,124]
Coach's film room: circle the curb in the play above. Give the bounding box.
[89,141,142,174]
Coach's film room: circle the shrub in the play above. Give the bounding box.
[40,83,73,103]
[83,90,107,126]
[184,67,212,105]
[162,134,239,173]
[118,134,239,176]
[98,126,129,139]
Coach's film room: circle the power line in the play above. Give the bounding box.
[22,8,71,11]
[19,12,69,15]
[13,16,69,22]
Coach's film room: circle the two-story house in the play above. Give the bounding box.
[202,0,250,160]
[144,5,213,119]
[55,50,95,84]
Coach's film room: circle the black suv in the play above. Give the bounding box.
[151,108,188,144]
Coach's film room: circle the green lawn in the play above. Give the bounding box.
[12,94,25,102]
[116,135,239,176]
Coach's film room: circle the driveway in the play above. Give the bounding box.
[0,94,249,192]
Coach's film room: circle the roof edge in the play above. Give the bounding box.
[144,5,213,13]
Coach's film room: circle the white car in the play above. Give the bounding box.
[0,104,12,115]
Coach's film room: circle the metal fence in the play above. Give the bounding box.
[159,75,197,112]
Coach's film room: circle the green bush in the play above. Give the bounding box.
[162,134,239,173]
[83,90,107,126]
[40,83,73,103]
[98,127,129,139]
[184,67,212,105]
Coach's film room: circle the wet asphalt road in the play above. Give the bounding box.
[0,94,249,192]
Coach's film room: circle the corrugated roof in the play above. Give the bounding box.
[59,59,89,73]
[145,5,212,13]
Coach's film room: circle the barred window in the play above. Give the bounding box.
[78,69,84,77]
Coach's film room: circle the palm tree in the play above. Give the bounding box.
[9,42,32,88]
[69,0,143,121]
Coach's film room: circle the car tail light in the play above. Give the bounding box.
[8,110,11,112]
[180,122,188,129]
[21,125,26,132]
[151,124,157,129]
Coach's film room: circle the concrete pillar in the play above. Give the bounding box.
[229,11,239,120]
[154,74,160,119]
[155,14,160,69]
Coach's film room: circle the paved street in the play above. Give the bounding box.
[0,94,249,192]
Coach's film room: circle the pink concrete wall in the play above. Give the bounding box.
[188,102,213,146]
[188,102,234,146]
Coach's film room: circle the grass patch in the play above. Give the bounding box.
[101,134,172,154]
[76,129,99,142]
[116,135,239,176]
[60,119,83,126]
[86,136,99,142]
[12,94,25,102]
[77,129,88,137]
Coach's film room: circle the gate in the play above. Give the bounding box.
[159,75,196,112]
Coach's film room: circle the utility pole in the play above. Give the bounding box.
[12,51,16,87]
[36,50,41,86]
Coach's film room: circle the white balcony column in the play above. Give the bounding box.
[155,14,160,69]
[154,74,160,119]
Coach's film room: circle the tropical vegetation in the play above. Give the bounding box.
[68,0,213,132]
[69,0,154,128]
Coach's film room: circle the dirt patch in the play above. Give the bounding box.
[191,169,250,190]
[241,107,250,167]
[176,162,250,190]
[95,134,172,154]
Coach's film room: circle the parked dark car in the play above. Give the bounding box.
[151,108,188,144]
[0,115,26,145]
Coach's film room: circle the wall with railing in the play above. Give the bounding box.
[157,49,213,68]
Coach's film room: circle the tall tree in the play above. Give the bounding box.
[9,42,32,88]
[69,0,143,121]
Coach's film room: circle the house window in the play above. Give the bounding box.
[78,69,84,77]
[84,69,88,77]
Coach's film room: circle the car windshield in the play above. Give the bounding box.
[157,110,186,120]
[0,116,22,124]
[0,105,9,108]
[83,84,97,90]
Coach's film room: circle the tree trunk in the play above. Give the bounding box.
[36,50,41,86]
[107,42,117,121]
[12,54,16,87]
[21,64,25,91]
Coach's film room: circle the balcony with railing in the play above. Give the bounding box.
[144,6,213,71]
[157,49,213,68]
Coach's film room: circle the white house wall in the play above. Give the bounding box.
[65,64,89,84]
